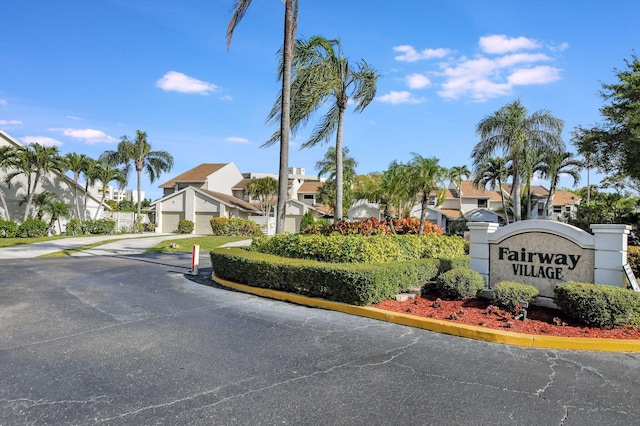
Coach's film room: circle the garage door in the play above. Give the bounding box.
[162,212,183,233]
[195,213,219,235]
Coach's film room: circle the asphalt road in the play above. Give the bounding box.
[1,252,640,425]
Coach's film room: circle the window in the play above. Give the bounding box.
[565,206,572,212]
[428,195,436,206]
[303,194,314,200]
[477,199,488,208]
[553,205,562,213]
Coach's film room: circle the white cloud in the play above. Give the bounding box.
[225,136,249,144]
[406,73,432,89]
[393,45,451,62]
[479,35,540,54]
[508,66,562,85]
[219,95,233,102]
[376,91,425,105]
[549,42,570,52]
[51,128,117,144]
[0,99,7,106]
[0,119,23,127]
[66,115,82,120]
[156,71,219,94]
[21,136,63,147]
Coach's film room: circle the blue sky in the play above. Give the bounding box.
[1,0,638,201]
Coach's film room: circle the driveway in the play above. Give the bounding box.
[1,251,639,424]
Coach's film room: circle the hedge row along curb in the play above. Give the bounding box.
[212,274,640,353]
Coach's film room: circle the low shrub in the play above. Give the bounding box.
[250,233,465,264]
[554,282,640,327]
[65,219,83,235]
[299,211,316,232]
[301,217,445,236]
[437,256,470,275]
[17,218,48,238]
[83,219,116,235]
[210,248,440,305]
[492,281,539,312]
[144,222,157,232]
[392,218,444,235]
[628,246,640,279]
[177,219,194,234]
[435,267,485,300]
[209,217,262,236]
[0,219,18,238]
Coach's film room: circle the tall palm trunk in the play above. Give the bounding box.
[498,182,509,225]
[419,195,428,235]
[512,172,522,222]
[0,190,10,221]
[22,172,40,222]
[275,0,295,234]
[95,192,107,220]
[136,168,142,216]
[335,107,345,221]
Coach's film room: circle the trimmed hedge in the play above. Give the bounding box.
[437,256,470,275]
[250,233,465,264]
[210,247,440,305]
[554,282,640,327]
[628,246,640,279]
[435,267,485,300]
[177,219,194,234]
[0,219,18,238]
[210,217,262,236]
[492,281,539,312]
[17,219,48,238]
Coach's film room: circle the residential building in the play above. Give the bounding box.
[152,163,331,234]
[0,130,107,233]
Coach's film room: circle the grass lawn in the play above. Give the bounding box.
[145,236,252,253]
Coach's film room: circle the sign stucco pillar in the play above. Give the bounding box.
[467,222,499,286]
[590,224,630,287]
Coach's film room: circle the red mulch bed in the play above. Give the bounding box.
[373,293,640,340]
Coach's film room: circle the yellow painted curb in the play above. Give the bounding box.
[212,275,640,352]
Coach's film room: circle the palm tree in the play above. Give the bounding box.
[100,130,173,216]
[246,176,278,217]
[402,154,447,235]
[472,100,564,221]
[265,35,379,221]
[0,145,17,220]
[6,143,65,222]
[314,146,358,216]
[19,191,57,221]
[227,0,299,234]
[90,161,127,220]
[536,151,582,217]
[64,152,90,222]
[472,157,512,224]
[41,199,72,233]
[449,165,470,194]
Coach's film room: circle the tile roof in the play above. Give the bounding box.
[199,189,260,213]
[552,191,581,205]
[232,178,253,190]
[298,181,323,193]
[159,163,228,188]
[458,181,503,200]
[439,208,462,219]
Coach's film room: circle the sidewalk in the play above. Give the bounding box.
[0,233,197,259]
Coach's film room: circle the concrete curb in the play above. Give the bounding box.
[212,274,640,352]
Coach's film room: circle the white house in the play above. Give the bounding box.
[152,163,331,234]
[0,130,108,233]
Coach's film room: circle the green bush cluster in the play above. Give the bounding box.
[299,211,316,232]
[435,267,485,300]
[64,218,116,235]
[628,246,640,279]
[250,233,465,264]
[17,219,48,238]
[492,281,539,312]
[211,248,440,305]
[437,256,470,275]
[554,282,640,327]
[0,219,18,238]
[177,219,194,234]
[209,217,262,236]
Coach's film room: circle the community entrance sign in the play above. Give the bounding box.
[468,221,631,301]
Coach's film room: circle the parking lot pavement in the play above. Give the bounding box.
[0,233,197,259]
